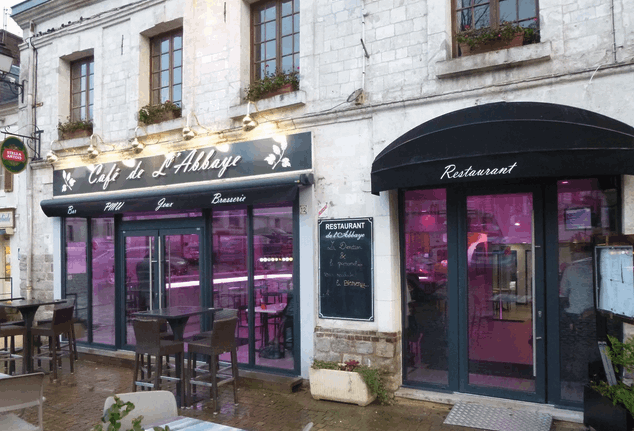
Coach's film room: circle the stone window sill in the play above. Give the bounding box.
[229,90,306,120]
[139,116,183,135]
[435,41,552,79]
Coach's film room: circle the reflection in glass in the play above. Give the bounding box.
[403,189,448,385]
[253,206,293,370]
[558,178,618,403]
[467,193,535,393]
[65,218,89,342]
[213,209,249,364]
[91,218,115,345]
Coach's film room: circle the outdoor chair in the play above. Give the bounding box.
[0,372,45,431]
[31,305,76,381]
[103,390,177,431]
[184,309,238,342]
[187,316,239,412]
[131,319,185,407]
[0,322,25,375]
[35,298,81,362]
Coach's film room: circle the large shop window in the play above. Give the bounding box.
[558,178,619,404]
[403,189,448,385]
[65,218,89,342]
[65,217,115,345]
[213,204,294,371]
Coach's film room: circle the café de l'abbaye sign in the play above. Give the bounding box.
[52,132,312,196]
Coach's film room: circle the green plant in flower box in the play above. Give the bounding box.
[57,117,93,136]
[456,21,539,49]
[244,68,299,102]
[138,100,182,125]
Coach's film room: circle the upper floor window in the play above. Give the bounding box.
[251,0,299,81]
[70,57,94,122]
[456,0,538,31]
[150,30,182,107]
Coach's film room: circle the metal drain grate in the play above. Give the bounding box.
[443,402,553,431]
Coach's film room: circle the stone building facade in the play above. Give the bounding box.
[8,0,634,415]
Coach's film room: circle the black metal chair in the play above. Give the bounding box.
[187,316,239,412]
[131,319,185,407]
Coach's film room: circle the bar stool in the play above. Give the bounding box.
[187,316,239,412]
[35,299,80,362]
[31,305,76,381]
[0,323,25,375]
[132,319,185,407]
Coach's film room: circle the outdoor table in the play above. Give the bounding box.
[144,416,246,430]
[0,299,65,373]
[132,306,222,407]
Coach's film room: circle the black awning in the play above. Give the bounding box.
[40,173,313,217]
[371,102,634,194]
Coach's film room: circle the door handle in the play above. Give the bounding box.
[535,336,542,340]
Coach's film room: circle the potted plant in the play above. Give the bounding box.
[456,21,539,56]
[585,335,634,431]
[138,100,182,125]
[244,67,299,102]
[309,359,389,406]
[58,117,93,140]
[92,395,170,431]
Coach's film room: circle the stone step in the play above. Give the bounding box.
[239,369,303,394]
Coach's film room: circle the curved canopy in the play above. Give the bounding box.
[371,102,634,194]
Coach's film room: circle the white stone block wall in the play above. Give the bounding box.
[9,0,634,377]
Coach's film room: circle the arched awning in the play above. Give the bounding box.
[371,102,634,194]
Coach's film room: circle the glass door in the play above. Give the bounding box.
[123,228,202,345]
[464,191,545,400]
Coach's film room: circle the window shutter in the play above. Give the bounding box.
[4,172,13,192]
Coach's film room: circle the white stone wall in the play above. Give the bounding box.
[10,0,634,376]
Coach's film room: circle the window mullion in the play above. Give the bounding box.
[492,0,499,28]
[277,0,283,71]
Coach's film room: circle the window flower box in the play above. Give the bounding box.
[244,69,299,102]
[138,101,182,126]
[456,22,538,57]
[58,119,93,141]
[459,32,524,56]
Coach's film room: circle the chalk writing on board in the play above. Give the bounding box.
[319,217,373,321]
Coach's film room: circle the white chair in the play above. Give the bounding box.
[103,390,178,431]
[0,372,45,431]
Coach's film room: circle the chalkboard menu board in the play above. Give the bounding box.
[319,217,373,321]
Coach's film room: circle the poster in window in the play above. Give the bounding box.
[595,246,634,319]
[565,207,592,230]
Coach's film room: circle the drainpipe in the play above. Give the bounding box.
[361,2,366,92]
[610,0,617,63]
[25,35,37,300]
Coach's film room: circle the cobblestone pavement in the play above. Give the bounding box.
[13,358,589,431]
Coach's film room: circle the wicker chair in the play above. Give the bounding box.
[131,319,185,407]
[186,316,239,412]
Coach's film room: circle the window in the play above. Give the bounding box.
[70,57,94,122]
[150,30,182,106]
[252,0,299,81]
[455,0,538,32]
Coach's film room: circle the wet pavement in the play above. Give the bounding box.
[10,356,589,431]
